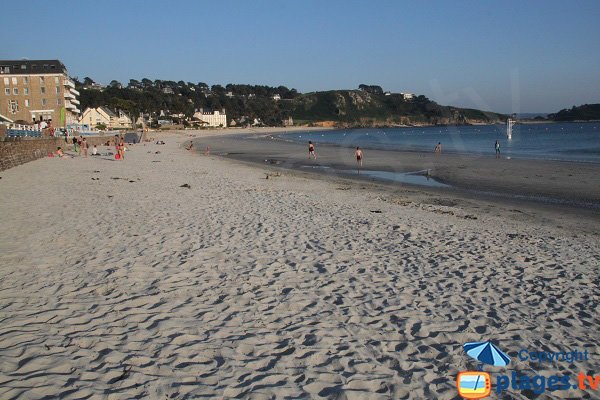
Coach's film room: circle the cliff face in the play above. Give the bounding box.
[291,90,506,127]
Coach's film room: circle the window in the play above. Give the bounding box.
[43,64,48,69]
[23,77,28,84]
[25,99,30,107]
[4,88,9,95]
[11,77,17,84]
[21,64,26,70]
[56,86,60,94]
[3,77,8,85]
[54,77,59,84]
[41,87,46,94]
[42,98,47,106]
[32,64,37,70]
[8,100,18,114]
[0,66,9,74]
[40,77,45,85]
[13,88,18,95]
[24,88,29,95]
[57,98,61,105]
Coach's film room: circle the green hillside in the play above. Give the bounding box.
[76,79,506,128]
[292,90,506,126]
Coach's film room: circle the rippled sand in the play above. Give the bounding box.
[0,133,598,399]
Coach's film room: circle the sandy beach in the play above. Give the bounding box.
[0,129,598,399]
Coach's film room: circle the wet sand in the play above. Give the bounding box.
[196,131,600,208]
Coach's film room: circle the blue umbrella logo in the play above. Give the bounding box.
[463,341,511,367]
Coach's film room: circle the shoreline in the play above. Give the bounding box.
[192,130,600,212]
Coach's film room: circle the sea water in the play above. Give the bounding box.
[280,123,600,163]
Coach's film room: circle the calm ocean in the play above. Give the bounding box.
[280,122,600,163]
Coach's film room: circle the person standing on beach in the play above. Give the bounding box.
[308,141,316,159]
[355,147,363,173]
[118,138,125,160]
[81,138,88,158]
[495,140,501,158]
[434,142,442,154]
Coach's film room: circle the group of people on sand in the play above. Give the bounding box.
[54,135,125,159]
[70,136,89,156]
[55,135,90,158]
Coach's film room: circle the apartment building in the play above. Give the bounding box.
[0,60,80,126]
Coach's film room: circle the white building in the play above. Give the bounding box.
[401,93,415,100]
[192,108,227,128]
[80,106,132,129]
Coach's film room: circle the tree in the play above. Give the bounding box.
[83,77,95,86]
[128,79,141,89]
[358,84,383,95]
[141,78,153,88]
[109,98,138,122]
[211,84,225,95]
[109,80,122,89]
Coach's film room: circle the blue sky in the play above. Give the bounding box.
[1,0,599,113]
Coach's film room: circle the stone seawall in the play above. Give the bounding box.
[0,136,115,172]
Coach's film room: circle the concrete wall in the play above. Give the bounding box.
[0,135,115,171]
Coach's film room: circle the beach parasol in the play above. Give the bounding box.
[463,341,510,367]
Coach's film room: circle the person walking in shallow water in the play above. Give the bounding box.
[434,142,442,154]
[495,140,501,158]
[308,141,316,159]
[355,147,363,173]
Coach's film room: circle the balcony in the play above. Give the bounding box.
[64,79,75,89]
[64,91,75,100]
[71,98,80,105]
[71,88,80,96]
[65,101,77,110]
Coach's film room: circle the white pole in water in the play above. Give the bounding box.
[507,119,513,140]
